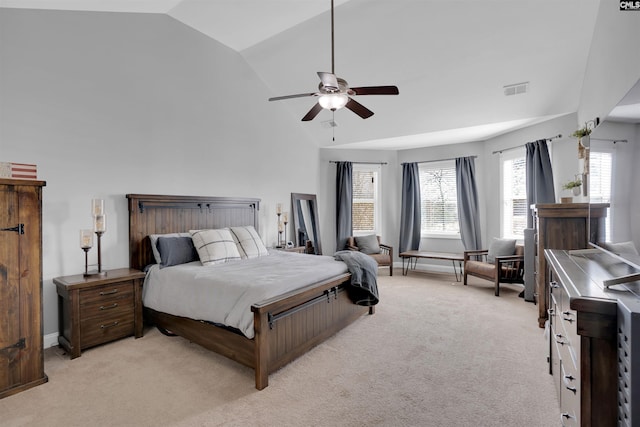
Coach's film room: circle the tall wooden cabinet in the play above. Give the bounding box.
[533,203,608,328]
[0,178,47,399]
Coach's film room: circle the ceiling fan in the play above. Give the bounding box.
[268,0,399,121]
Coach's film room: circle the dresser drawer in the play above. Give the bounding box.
[560,362,580,426]
[80,296,134,321]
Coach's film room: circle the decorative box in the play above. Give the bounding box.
[0,162,38,180]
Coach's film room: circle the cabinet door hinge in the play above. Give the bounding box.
[1,338,26,353]
[0,224,24,234]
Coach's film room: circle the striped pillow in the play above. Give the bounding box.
[189,229,241,265]
[229,226,269,259]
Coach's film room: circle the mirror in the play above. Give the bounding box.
[588,77,640,268]
[291,193,322,255]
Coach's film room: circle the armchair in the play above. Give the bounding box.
[463,244,524,296]
[346,235,393,276]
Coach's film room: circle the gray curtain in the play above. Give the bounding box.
[526,139,556,228]
[399,162,421,253]
[335,161,352,251]
[456,157,482,250]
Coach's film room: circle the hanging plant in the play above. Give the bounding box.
[562,178,582,190]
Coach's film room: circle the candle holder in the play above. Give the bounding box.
[283,211,288,247]
[276,203,283,248]
[80,229,93,277]
[82,200,108,277]
[94,230,106,276]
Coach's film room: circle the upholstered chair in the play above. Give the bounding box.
[463,239,525,296]
[346,235,393,276]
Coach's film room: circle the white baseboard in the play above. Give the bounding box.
[44,332,59,349]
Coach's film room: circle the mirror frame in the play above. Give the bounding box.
[291,193,322,255]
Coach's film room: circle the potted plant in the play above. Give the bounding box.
[572,120,596,160]
[561,177,582,202]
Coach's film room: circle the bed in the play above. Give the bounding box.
[127,193,373,390]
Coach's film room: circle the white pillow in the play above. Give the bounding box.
[229,226,269,259]
[149,232,191,264]
[189,229,241,265]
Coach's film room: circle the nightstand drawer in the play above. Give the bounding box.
[79,281,134,305]
[80,313,134,349]
[80,296,134,321]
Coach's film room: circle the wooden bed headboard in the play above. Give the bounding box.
[126,194,261,270]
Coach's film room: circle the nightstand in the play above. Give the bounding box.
[54,268,145,359]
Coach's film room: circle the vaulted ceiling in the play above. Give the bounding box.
[2,0,627,150]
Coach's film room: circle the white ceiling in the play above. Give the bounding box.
[2,0,637,149]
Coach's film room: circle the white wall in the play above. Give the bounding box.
[0,9,321,335]
[578,1,640,125]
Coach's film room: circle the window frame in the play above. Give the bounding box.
[419,160,460,239]
[589,143,614,240]
[499,148,527,240]
[351,163,382,237]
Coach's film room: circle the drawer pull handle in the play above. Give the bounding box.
[563,316,574,323]
[99,289,118,296]
[99,303,118,310]
[550,281,559,289]
[564,374,575,382]
[565,385,577,394]
[554,334,566,345]
[100,321,119,329]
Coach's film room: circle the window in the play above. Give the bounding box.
[589,149,613,238]
[419,161,459,236]
[500,149,527,239]
[352,164,381,235]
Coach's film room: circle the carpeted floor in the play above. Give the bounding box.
[1,272,560,426]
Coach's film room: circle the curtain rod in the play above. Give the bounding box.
[590,137,628,144]
[329,161,388,165]
[401,155,477,166]
[491,134,562,155]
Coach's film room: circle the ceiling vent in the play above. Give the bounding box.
[503,82,529,96]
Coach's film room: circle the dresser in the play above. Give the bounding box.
[546,249,640,426]
[54,268,145,358]
[0,178,48,399]
[533,203,608,328]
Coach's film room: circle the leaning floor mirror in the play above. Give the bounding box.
[291,193,322,255]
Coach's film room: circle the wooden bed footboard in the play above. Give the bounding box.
[252,273,370,389]
[144,273,370,389]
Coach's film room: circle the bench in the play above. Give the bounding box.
[399,250,464,281]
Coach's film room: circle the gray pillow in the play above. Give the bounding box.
[157,236,199,268]
[487,238,516,263]
[355,234,381,255]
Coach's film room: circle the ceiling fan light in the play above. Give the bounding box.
[319,94,348,110]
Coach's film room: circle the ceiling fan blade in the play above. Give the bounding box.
[317,72,340,91]
[301,102,323,121]
[345,98,374,119]
[269,92,317,102]
[350,86,399,96]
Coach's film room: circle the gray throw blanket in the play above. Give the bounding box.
[333,250,379,306]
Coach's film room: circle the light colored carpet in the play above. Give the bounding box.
[1,272,560,427]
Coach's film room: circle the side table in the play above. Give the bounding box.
[54,268,145,359]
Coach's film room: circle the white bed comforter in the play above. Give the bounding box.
[142,250,349,339]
